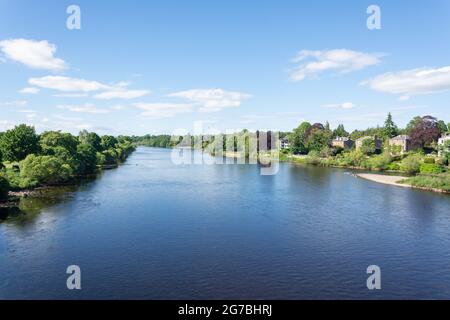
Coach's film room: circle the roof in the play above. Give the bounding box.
[390,135,410,141]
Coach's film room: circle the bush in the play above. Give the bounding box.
[423,157,436,164]
[420,163,444,174]
[20,155,73,186]
[0,175,10,200]
[387,162,401,171]
[368,153,392,170]
[400,154,423,174]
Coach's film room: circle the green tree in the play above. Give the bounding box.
[290,122,311,154]
[306,128,331,153]
[76,143,98,175]
[383,113,398,138]
[79,130,102,152]
[0,124,40,162]
[360,138,376,155]
[101,135,118,150]
[19,154,72,186]
[437,120,448,134]
[333,124,349,138]
[40,131,79,156]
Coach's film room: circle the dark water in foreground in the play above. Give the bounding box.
[1,147,450,299]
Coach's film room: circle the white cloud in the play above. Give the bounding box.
[169,89,252,112]
[363,66,450,97]
[111,105,127,110]
[53,93,89,98]
[290,49,383,81]
[0,39,67,71]
[19,87,40,94]
[18,109,36,113]
[57,103,110,114]
[93,89,150,100]
[322,102,356,109]
[134,103,193,119]
[0,100,27,107]
[29,76,110,92]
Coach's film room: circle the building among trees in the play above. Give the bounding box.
[389,135,412,153]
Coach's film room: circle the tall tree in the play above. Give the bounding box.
[409,116,441,149]
[290,122,311,154]
[333,124,349,138]
[0,124,40,162]
[383,113,398,138]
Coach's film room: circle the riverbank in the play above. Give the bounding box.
[356,173,450,194]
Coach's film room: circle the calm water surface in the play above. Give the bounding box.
[1,147,450,299]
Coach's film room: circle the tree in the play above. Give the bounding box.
[409,116,441,150]
[437,120,448,134]
[79,130,102,152]
[360,138,376,155]
[290,122,311,154]
[19,154,72,186]
[0,124,40,162]
[333,124,349,138]
[306,125,331,153]
[40,131,79,156]
[406,116,422,134]
[383,113,398,138]
[101,135,118,150]
[76,143,98,175]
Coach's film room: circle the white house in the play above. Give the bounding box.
[438,134,450,156]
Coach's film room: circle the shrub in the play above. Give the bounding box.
[419,163,444,174]
[400,154,423,174]
[0,175,10,200]
[368,153,392,170]
[423,157,436,164]
[20,155,73,186]
[387,162,401,171]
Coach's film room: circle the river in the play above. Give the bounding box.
[1,147,450,299]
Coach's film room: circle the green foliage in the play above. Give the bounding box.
[0,174,10,200]
[101,135,118,150]
[79,130,102,151]
[306,127,331,153]
[290,122,311,154]
[419,163,444,174]
[402,173,450,192]
[19,155,73,186]
[367,153,392,170]
[400,154,423,174]
[40,131,78,155]
[423,157,435,164]
[76,143,98,175]
[383,113,399,138]
[0,124,40,162]
[360,138,376,156]
[332,124,348,138]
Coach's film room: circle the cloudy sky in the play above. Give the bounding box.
[0,0,449,135]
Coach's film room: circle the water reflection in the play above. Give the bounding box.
[0,177,97,226]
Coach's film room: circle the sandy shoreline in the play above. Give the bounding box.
[356,173,408,188]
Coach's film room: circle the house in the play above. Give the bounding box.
[355,136,383,151]
[280,138,290,149]
[331,136,354,149]
[438,134,450,156]
[389,135,411,153]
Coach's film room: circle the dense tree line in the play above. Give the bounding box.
[0,125,135,200]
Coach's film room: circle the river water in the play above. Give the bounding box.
[1,147,450,299]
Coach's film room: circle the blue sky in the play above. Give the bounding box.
[0,0,449,135]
